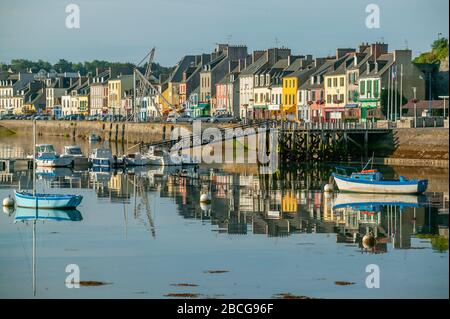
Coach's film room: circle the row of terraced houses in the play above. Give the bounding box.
[0,42,430,122]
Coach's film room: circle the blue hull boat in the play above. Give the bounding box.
[14,190,83,209]
[332,166,428,194]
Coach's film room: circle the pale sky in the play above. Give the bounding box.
[0,0,448,66]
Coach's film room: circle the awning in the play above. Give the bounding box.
[345,104,358,108]
[283,105,296,113]
[192,103,210,110]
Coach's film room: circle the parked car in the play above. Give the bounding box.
[192,115,212,123]
[175,114,193,123]
[210,114,236,123]
[166,114,177,123]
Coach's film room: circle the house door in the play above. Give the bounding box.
[361,107,367,122]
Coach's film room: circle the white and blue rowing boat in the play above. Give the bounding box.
[14,190,83,209]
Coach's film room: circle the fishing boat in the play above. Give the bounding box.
[62,145,89,166]
[89,147,123,168]
[33,144,73,167]
[332,167,428,194]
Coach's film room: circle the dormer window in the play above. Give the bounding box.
[260,74,264,86]
[254,75,259,86]
[266,74,270,84]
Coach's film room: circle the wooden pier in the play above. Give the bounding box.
[143,120,392,165]
[277,121,391,164]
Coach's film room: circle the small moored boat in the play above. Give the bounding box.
[89,147,123,168]
[332,167,428,194]
[63,145,89,166]
[14,190,83,209]
[33,144,73,167]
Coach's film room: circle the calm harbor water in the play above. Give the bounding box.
[0,136,448,299]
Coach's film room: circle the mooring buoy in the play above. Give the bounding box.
[2,195,15,208]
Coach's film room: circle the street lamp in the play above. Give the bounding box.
[412,87,417,128]
[439,95,448,119]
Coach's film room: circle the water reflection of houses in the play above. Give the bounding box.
[0,166,447,251]
[158,168,447,250]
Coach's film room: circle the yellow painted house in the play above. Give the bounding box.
[78,95,89,116]
[282,68,316,121]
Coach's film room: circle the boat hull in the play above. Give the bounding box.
[35,156,73,168]
[332,174,428,194]
[14,190,83,209]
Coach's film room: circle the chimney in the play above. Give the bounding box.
[370,42,388,59]
[252,50,265,63]
[314,57,326,67]
[336,48,356,59]
[359,42,370,53]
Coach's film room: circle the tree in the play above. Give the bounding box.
[53,59,73,73]
[413,37,449,64]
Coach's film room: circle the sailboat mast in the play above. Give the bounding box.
[33,120,36,196]
[32,220,36,296]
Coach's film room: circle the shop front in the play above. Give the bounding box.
[324,107,345,122]
[359,99,380,122]
[192,103,210,117]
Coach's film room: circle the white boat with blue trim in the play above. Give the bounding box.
[32,144,73,167]
[332,167,428,194]
[14,190,83,209]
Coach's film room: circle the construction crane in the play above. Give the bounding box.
[133,48,176,121]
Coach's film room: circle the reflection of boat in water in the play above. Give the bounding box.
[36,167,73,179]
[332,167,428,194]
[123,152,151,166]
[14,207,82,222]
[14,190,83,209]
[14,207,82,296]
[333,193,425,211]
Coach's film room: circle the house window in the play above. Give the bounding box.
[255,76,259,86]
[367,80,372,97]
[339,94,344,102]
[374,80,379,98]
[255,93,258,103]
[333,78,337,87]
[327,78,332,87]
[260,75,264,86]
[311,91,316,101]
[360,81,366,95]
[340,77,344,87]
[327,95,331,104]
